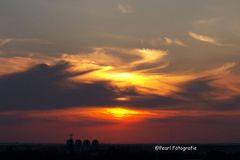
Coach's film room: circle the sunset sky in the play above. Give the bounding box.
[0,0,240,144]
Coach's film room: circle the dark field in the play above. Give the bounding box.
[0,144,240,160]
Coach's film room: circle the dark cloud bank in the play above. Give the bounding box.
[0,62,239,111]
[0,62,118,111]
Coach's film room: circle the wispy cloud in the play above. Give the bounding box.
[174,39,187,47]
[163,37,187,47]
[188,32,222,46]
[0,38,13,47]
[147,37,187,47]
[194,17,223,26]
[118,3,133,14]
[0,37,51,48]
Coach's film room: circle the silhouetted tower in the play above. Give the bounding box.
[83,139,90,147]
[66,134,74,148]
[75,139,82,146]
[92,139,99,146]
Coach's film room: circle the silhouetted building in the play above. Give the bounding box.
[92,139,99,146]
[75,139,82,146]
[66,134,74,148]
[83,139,90,146]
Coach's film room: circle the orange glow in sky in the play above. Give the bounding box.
[94,107,155,122]
[101,108,145,119]
[4,107,239,125]
[10,107,155,123]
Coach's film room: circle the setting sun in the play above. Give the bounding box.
[105,108,140,118]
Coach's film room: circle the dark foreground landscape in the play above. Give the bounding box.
[0,143,240,160]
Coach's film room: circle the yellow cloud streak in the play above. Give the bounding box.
[72,68,193,96]
[131,49,167,65]
[63,48,194,96]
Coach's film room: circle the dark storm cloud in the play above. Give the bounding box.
[0,62,122,111]
[125,77,221,110]
[217,95,240,111]
[176,76,240,111]
[175,76,221,109]
[179,77,216,101]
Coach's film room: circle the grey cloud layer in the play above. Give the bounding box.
[1,0,240,72]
